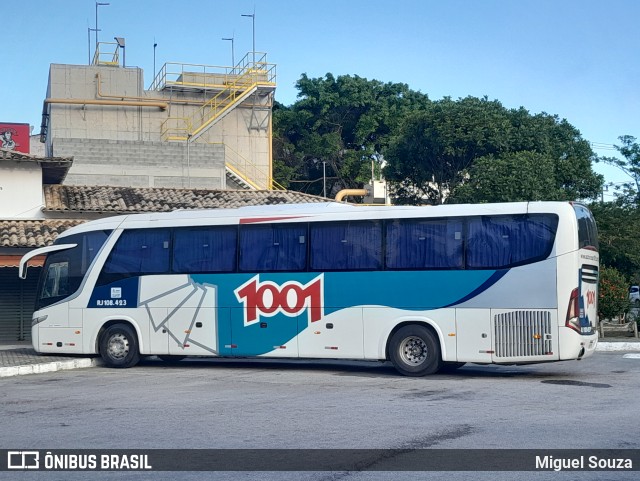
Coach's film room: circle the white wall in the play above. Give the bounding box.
[0,161,44,218]
[46,63,272,189]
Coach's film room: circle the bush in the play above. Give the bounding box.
[598,265,629,321]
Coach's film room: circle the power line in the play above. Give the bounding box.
[590,141,617,151]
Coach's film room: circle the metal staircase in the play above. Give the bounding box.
[156,53,276,142]
[192,140,286,191]
[153,53,277,190]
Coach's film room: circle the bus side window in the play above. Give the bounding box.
[102,229,171,276]
[173,226,237,273]
[239,224,307,272]
[386,219,463,269]
[466,215,558,269]
[310,221,382,271]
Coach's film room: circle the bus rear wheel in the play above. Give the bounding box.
[389,325,442,376]
[99,324,140,368]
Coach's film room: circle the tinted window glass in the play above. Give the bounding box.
[573,204,599,251]
[240,224,306,271]
[36,230,111,309]
[386,219,463,269]
[173,226,237,273]
[466,214,558,269]
[102,229,171,275]
[310,221,382,271]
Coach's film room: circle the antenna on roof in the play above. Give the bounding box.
[153,38,157,76]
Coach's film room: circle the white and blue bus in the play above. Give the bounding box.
[20,201,599,376]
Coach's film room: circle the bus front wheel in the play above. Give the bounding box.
[389,325,442,376]
[99,324,141,368]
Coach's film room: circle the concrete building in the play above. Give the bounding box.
[43,45,276,190]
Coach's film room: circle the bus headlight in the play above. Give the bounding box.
[31,315,48,327]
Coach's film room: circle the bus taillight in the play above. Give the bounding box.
[566,288,581,333]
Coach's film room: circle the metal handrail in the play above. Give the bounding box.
[222,143,284,190]
[160,55,276,142]
[192,142,284,191]
[93,42,119,66]
[149,52,275,91]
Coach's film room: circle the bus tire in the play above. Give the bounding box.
[99,324,141,368]
[389,325,442,376]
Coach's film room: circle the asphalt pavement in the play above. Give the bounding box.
[2,334,639,378]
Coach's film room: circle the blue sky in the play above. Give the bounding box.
[3,0,638,197]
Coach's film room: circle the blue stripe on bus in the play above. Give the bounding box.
[442,270,509,307]
[89,270,508,357]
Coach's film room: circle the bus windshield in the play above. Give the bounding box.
[36,230,111,310]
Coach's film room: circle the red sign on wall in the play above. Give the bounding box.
[0,122,30,154]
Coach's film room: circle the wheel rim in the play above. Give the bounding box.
[107,333,130,360]
[398,336,428,366]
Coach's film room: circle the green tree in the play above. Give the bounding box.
[597,135,640,205]
[273,74,430,197]
[384,96,511,204]
[589,201,640,281]
[383,97,602,204]
[598,265,630,321]
[450,152,564,203]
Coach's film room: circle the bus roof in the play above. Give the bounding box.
[55,201,577,238]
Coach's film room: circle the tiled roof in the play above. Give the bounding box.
[43,185,327,213]
[0,220,84,248]
[2,187,327,249]
[0,148,73,184]
[0,148,69,162]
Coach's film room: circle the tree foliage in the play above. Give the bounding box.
[597,135,640,206]
[273,74,430,197]
[274,75,603,205]
[451,152,563,203]
[383,97,603,204]
[589,200,640,281]
[383,97,511,204]
[598,265,630,321]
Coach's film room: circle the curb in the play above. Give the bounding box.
[0,358,101,378]
[596,342,640,352]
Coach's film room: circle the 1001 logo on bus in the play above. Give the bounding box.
[234,275,324,326]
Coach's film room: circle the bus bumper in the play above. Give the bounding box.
[31,327,84,354]
[558,326,598,360]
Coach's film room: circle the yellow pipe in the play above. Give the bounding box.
[95,73,195,105]
[45,98,168,109]
[95,72,242,106]
[335,188,369,202]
